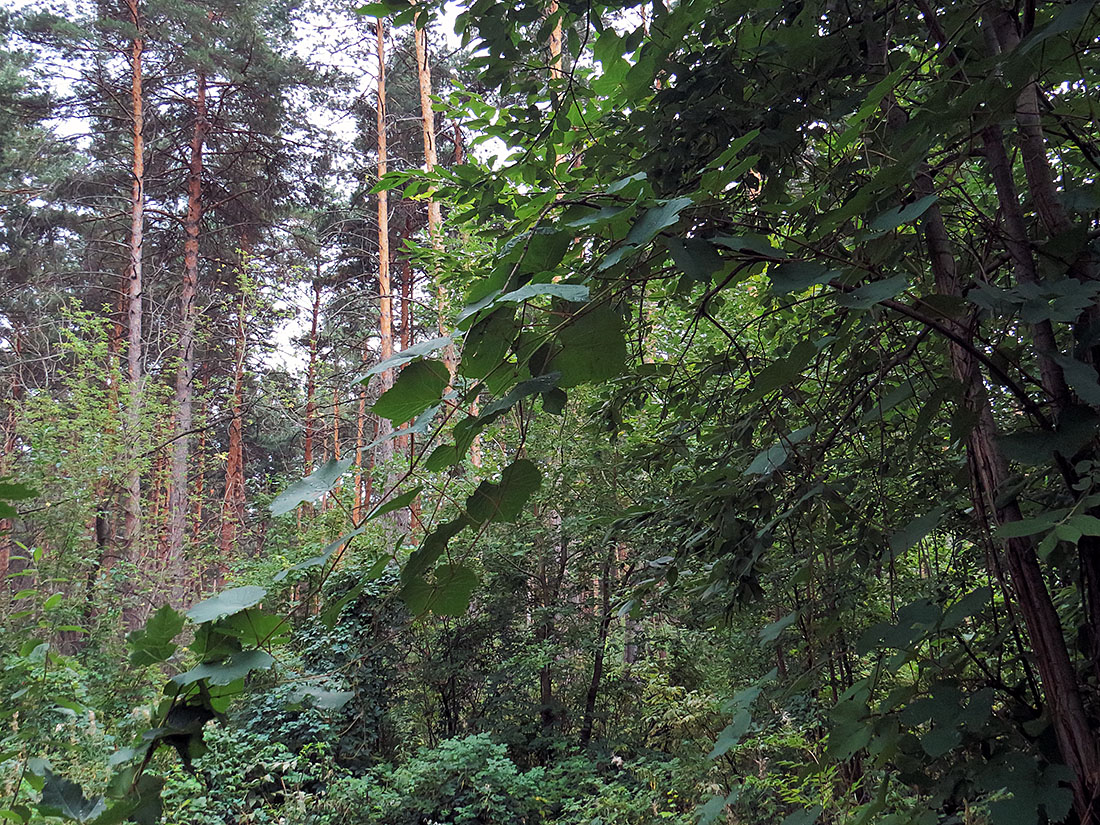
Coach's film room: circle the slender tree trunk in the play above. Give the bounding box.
[305,279,321,474]
[580,542,615,747]
[413,22,454,378]
[166,68,207,597]
[220,289,246,560]
[869,15,1100,811]
[354,364,367,521]
[400,241,412,352]
[192,375,207,548]
[376,17,395,467]
[451,121,482,467]
[918,172,1100,822]
[0,328,22,596]
[536,510,568,748]
[979,124,1069,409]
[123,0,145,559]
[984,7,1100,684]
[453,120,464,165]
[547,0,562,81]
[330,383,341,507]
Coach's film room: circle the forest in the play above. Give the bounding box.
[1,0,1100,822]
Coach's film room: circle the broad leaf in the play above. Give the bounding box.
[744,425,815,476]
[546,303,628,388]
[287,685,354,710]
[364,487,424,522]
[171,649,275,687]
[708,710,750,759]
[273,528,366,583]
[270,458,354,516]
[768,261,835,293]
[127,605,185,666]
[624,196,693,247]
[835,275,907,309]
[360,335,455,379]
[373,359,450,423]
[867,195,938,234]
[38,773,105,823]
[497,282,589,305]
[186,586,267,623]
[465,459,542,525]
[888,507,946,557]
[430,564,479,616]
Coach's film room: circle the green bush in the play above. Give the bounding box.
[327,734,544,825]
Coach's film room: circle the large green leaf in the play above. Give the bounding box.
[186,586,267,623]
[835,275,908,309]
[364,487,424,522]
[768,261,836,293]
[401,518,467,584]
[171,650,275,687]
[748,341,815,398]
[401,564,480,617]
[270,458,354,516]
[477,373,561,420]
[286,685,354,710]
[888,507,946,557]
[744,425,815,476]
[496,282,589,305]
[545,303,628,388]
[127,605,185,667]
[430,564,479,616]
[624,196,693,247]
[708,710,750,759]
[38,773,105,823]
[465,459,542,525]
[666,237,724,283]
[1054,354,1100,405]
[361,335,455,378]
[866,195,938,234]
[459,309,518,377]
[373,359,450,423]
[273,527,366,583]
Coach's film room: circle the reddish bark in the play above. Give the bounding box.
[166,68,208,593]
[305,279,321,475]
[123,0,145,556]
[220,291,246,559]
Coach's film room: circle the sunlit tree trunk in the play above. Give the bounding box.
[305,279,321,475]
[329,383,341,508]
[0,327,22,597]
[376,17,395,469]
[167,68,208,594]
[192,373,208,548]
[547,0,562,81]
[413,22,452,377]
[354,364,367,521]
[220,289,246,560]
[123,0,145,560]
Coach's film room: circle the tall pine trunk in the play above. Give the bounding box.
[305,279,321,473]
[0,327,22,598]
[375,17,395,466]
[167,68,208,596]
[413,23,450,376]
[123,0,145,558]
[220,288,246,560]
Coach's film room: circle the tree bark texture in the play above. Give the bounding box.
[123,0,145,558]
[220,290,246,561]
[167,68,207,593]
